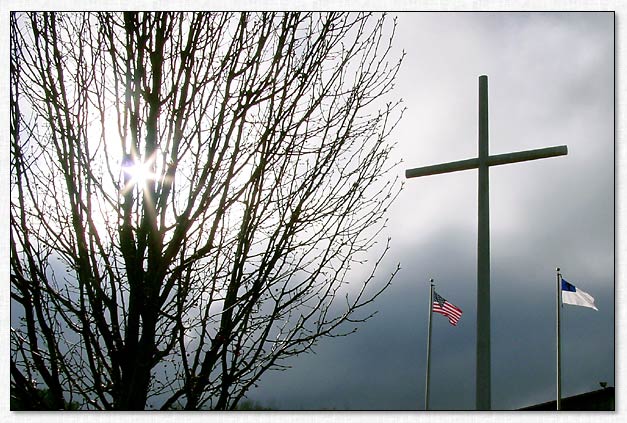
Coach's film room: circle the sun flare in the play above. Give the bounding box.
[122,156,157,191]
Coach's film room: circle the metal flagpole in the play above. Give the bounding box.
[424,278,434,410]
[556,267,562,411]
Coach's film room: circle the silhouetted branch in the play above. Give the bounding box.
[10,11,404,410]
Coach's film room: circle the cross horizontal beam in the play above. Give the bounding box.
[405,145,568,179]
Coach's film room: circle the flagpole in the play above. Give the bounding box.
[556,267,562,411]
[425,278,434,410]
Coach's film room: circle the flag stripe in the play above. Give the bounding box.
[432,291,463,326]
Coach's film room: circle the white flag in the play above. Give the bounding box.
[561,279,598,311]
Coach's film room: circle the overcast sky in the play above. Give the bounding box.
[246,11,615,411]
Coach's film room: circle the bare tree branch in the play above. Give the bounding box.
[10,11,405,410]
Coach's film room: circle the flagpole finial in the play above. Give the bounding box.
[556,267,560,272]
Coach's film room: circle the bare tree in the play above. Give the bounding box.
[10,12,404,410]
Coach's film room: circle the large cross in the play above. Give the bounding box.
[406,75,567,410]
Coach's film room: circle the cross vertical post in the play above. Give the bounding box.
[405,75,567,410]
[476,75,491,410]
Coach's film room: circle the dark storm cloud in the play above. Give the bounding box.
[250,228,479,410]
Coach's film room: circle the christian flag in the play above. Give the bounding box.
[561,279,598,311]
[432,291,463,326]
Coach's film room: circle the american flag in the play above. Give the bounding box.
[432,291,463,326]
